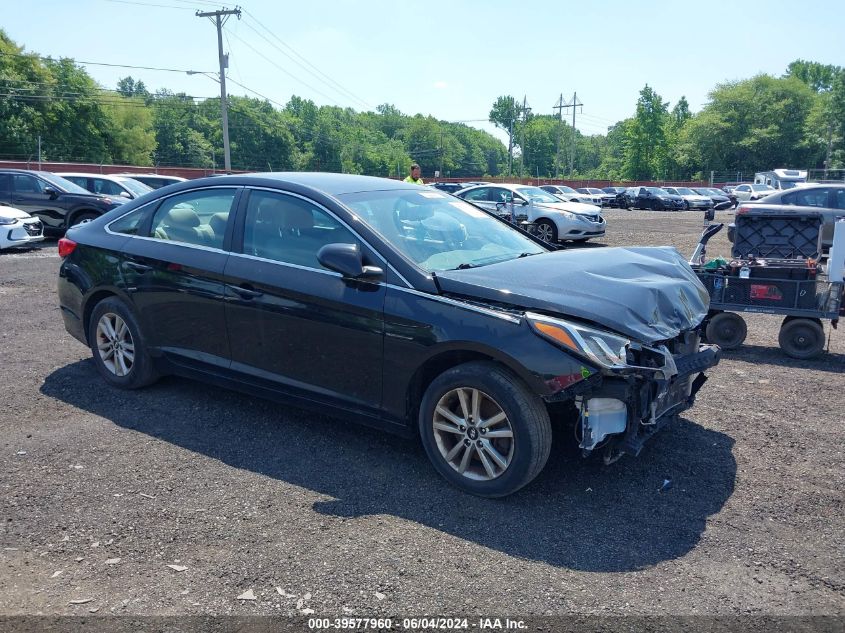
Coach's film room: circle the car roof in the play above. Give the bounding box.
[156,172,429,197]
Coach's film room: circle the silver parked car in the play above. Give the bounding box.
[663,187,713,210]
[734,184,845,250]
[457,183,605,243]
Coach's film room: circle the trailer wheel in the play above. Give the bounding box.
[778,318,825,359]
[705,312,747,349]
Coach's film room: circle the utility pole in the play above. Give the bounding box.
[560,92,583,177]
[520,95,531,179]
[196,6,241,172]
[37,135,42,171]
[439,129,444,179]
[507,96,515,178]
[553,93,565,178]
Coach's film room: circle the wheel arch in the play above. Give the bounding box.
[67,207,101,228]
[404,345,545,435]
[81,288,135,345]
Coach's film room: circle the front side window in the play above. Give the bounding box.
[148,188,236,248]
[93,179,124,196]
[832,189,845,210]
[243,190,358,270]
[339,189,546,272]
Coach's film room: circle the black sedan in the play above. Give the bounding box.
[57,173,719,497]
[0,169,127,233]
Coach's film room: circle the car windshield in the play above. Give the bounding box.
[646,187,670,195]
[39,172,92,195]
[338,189,547,272]
[556,185,576,193]
[116,177,153,196]
[751,184,775,191]
[515,187,560,203]
[585,188,604,194]
[675,187,695,195]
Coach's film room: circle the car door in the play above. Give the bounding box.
[460,187,497,214]
[734,185,751,202]
[9,173,66,229]
[223,188,386,413]
[118,186,239,370]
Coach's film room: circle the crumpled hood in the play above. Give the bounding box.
[435,247,710,344]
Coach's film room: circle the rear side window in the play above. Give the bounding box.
[0,174,9,193]
[109,209,146,235]
[461,187,489,202]
[832,189,845,210]
[782,189,828,208]
[12,174,47,194]
[149,188,236,249]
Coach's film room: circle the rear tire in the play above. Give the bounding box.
[778,318,825,359]
[70,211,98,228]
[705,312,747,349]
[418,361,552,498]
[88,297,159,389]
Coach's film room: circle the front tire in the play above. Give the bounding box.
[418,361,552,498]
[88,297,159,389]
[534,219,558,244]
[70,211,98,228]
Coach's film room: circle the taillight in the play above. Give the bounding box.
[736,205,751,214]
[58,238,77,258]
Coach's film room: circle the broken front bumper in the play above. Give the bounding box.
[572,342,721,456]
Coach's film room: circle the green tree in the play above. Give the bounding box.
[785,60,842,93]
[623,85,668,180]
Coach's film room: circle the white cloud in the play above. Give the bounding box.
[433,81,448,90]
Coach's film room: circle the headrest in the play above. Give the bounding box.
[166,206,200,227]
[282,206,313,231]
[209,212,228,234]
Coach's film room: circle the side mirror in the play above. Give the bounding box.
[44,186,58,199]
[317,243,383,281]
[119,191,132,199]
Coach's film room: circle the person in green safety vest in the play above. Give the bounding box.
[404,163,424,185]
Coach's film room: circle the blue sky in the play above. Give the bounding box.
[5,0,845,142]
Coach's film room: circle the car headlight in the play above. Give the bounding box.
[527,313,630,369]
[0,216,19,225]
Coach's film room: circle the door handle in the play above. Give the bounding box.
[122,261,153,272]
[229,284,264,299]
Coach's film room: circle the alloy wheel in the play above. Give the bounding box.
[95,312,135,377]
[535,222,555,243]
[432,387,515,481]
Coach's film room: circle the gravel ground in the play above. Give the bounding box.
[0,209,843,617]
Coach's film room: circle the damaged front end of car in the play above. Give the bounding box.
[527,312,720,463]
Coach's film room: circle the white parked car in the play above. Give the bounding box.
[577,187,616,207]
[457,183,605,243]
[539,184,603,207]
[663,187,713,210]
[112,173,188,190]
[733,183,776,203]
[0,205,44,250]
[57,173,153,200]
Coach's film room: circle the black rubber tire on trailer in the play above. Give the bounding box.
[418,361,552,498]
[778,318,825,359]
[705,312,747,349]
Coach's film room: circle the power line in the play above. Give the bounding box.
[240,10,372,110]
[0,50,214,75]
